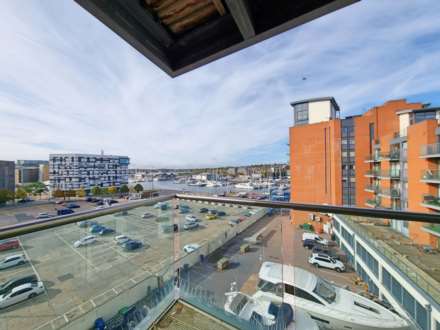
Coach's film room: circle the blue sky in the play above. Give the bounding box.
[0,1,439,168]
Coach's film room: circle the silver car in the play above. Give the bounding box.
[0,282,44,309]
[0,255,26,270]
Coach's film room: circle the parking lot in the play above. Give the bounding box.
[0,199,264,330]
[0,199,130,228]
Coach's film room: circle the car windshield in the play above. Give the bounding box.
[313,278,336,304]
[230,294,249,315]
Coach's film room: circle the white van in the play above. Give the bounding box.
[302,232,329,245]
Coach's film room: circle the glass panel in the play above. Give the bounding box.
[332,213,438,330]
[0,198,175,330]
[176,202,297,329]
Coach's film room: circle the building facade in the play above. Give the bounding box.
[49,154,129,191]
[289,98,440,330]
[15,160,49,184]
[0,161,15,192]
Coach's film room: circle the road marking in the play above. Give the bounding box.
[17,237,42,281]
[53,232,99,271]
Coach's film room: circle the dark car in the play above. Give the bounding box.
[98,227,115,235]
[66,203,80,209]
[95,200,104,206]
[0,239,20,252]
[86,197,98,203]
[199,208,209,213]
[108,200,118,204]
[303,239,323,250]
[217,211,226,217]
[57,208,74,216]
[89,224,105,234]
[123,240,142,251]
[0,274,38,296]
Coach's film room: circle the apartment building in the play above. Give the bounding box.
[15,160,49,184]
[49,153,129,191]
[0,160,15,192]
[290,98,440,330]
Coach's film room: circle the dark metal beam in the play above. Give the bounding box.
[176,194,440,223]
[224,0,255,39]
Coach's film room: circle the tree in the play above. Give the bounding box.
[108,186,118,195]
[120,185,129,195]
[101,187,109,196]
[91,186,102,197]
[76,188,86,198]
[15,188,28,201]
[134,184,144,193]
[0,189,14,205]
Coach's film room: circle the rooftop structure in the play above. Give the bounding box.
[74,0,358,77]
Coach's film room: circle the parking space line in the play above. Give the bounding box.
[53,232,99,271]
[18,237,42,281]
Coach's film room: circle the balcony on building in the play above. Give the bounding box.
[421,195,440,211]
[378,188,401,199]
[420,143,440,158]
[364,184,380,193]
[365,169,380,177]
[365,198,381,208]
[421,169,440,184]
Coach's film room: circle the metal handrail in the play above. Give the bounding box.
[176,194,440,223]
[0,194,174,240]
[1,193,439,240]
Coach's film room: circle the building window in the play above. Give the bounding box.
[294,103,309,124]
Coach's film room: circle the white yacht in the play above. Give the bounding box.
[257,262,414,330]
[206,181,221,187]
[224,291,319,330]
[235,182,254,190]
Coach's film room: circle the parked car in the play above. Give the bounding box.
[161,224,179,233]
[77,220,97,228]
[95,200,104,206]
[142,212,154,219]
[0,275,38,296]
[179,208,190,214]
[0,255,26,270]
[205,214,217,220]
[217,211,226,216]
[185,215,199,223]
[57,208,74,216]
[0,281,45,309]
[89,224,105,234]
[228,219,240,226]
[86,197,95,202]
[302,232,329,246]
[73,235,97,248]
[308,253,345,272]
[123,240,142,251]
[183,244,200,254]
[0,239,20,252]
[199,208,209,213]
[98,227,115,235]
[153,202,168,210]
[66,203,80,209]
[208,209,217,215]
[183,222,199,230]
[114,235,130,245]
[311,246,339,259]
[36,213,51,219]
[303,239,323,250]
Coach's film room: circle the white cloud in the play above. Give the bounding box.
[0,0,439,167]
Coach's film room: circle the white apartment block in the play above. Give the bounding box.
[49,154,129,191]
